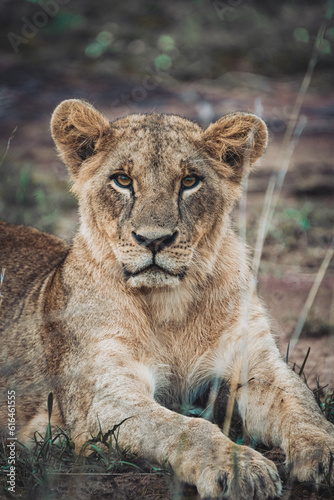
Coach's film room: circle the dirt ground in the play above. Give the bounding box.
[15,468,333,500]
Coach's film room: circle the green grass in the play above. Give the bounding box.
[0,156,76,236]
[0,393,166,499]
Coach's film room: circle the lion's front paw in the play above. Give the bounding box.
[197,445,282,500]
[288,431,334,485]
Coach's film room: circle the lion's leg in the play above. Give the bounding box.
[234,343,334,486]
[65,358,281,500]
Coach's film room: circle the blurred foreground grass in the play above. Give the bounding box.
[0,155,77,238]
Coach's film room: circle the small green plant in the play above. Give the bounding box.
[321,392,334,425]
[314,379,334,426]
[0,268,5,312]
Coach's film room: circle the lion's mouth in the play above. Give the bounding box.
[122,263,186,280]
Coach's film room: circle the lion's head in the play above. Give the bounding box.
[51,100,267,289]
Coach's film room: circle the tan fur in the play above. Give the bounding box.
[1,99,334,499]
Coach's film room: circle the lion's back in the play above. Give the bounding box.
[0,220,69,319]
[0,221,70,433]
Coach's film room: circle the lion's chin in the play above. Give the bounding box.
[123,264,185,288]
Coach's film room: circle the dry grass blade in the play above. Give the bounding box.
[222,16,331,438]
[290,238,334,352]
[252,18,329,278]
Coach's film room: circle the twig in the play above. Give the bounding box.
[0,126,18,170]
[298,346,311,377]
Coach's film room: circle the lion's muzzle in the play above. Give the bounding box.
[131,230,178,254]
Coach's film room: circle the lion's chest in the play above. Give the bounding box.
[143,323,223,415]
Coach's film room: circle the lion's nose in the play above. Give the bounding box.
[132,231,178,253]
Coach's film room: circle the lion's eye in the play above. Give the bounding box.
[112,174,133,189]
[181,175,200,190]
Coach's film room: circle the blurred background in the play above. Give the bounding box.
[0,0,333,387]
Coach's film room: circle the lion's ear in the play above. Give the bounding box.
[201,112,268,182]
[51,99,111,178]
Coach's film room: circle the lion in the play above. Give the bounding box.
[1,99,334,499]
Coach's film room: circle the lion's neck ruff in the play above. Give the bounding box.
[70,220,248,326]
